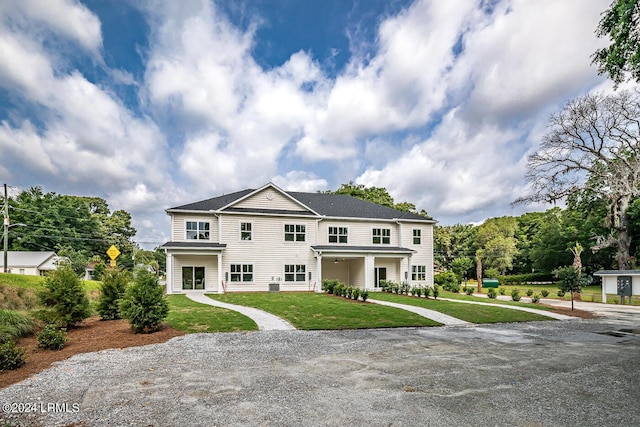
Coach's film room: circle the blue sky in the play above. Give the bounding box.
[0,0,621,248]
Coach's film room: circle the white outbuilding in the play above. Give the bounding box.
[0,251,61,276]
[593,270,640,304]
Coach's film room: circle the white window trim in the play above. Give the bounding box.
[284,264,306,282]
[239,221,253,242]
[185,220,210,241]
[372,227,391,245]
[328,225,348,244]
[413,228,422,245]
[284,224,306,242]
[230,264,254,283]
[412,265,426,281]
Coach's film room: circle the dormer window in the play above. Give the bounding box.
[186,221,209,240]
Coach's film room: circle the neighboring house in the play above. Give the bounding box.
[0,251,60,276]
[161,183,435,294]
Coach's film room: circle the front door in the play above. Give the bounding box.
[374,267,387,287]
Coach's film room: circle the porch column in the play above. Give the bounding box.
[601,277,607,304]
[407,254,413,286]
[166,253,173,294]
[316,253,323,293]
[217,252,223,294]
[364,254,375,290]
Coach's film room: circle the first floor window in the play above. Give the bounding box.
[186,221,210,240]
[240,222,252,241]
[182,266,205,290]
[372,228,391,244]
[328,226,348,243]
[413,229,421,245]
[230,264,253,282]
[412,265,426,281]
[284,224,306,242]
[284,264,306,282]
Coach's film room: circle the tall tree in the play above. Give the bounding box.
[592,0,640,86]
[515,90,640,270]
[327,182,426,215]
[474,217,519,275]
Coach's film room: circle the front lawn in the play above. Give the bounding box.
[208,292,440,329]
[370,292,551,323]
[166,295,258,333]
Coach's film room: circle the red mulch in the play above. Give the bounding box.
[0,316,185,389]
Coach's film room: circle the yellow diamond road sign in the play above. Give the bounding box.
[106,245,121,260]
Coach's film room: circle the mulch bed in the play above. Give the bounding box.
[0,316,185,389]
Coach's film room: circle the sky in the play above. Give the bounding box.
[0,0,623,249]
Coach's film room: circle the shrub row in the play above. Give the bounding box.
[322,279,369,302]
[381,280,440,299]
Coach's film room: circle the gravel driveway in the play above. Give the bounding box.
[1,312,639,426]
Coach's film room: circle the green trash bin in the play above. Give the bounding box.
[482,278,499,288]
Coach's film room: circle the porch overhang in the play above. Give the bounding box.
[161,241,226,253]
[311,245,415,255]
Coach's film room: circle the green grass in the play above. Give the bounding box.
[166,295,258,333]
[0,309,36,343]
[370,292,551,323]
[439,290,555,311]
[208,292,440,329]
[0,273,44,289]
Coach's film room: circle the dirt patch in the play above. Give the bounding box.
[545,305,598,319]
[0,316,185,389]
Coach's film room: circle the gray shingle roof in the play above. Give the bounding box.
[0,251,57,268]
[167,186,433,222]
[160,242,227,250]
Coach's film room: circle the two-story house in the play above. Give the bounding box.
[161,183,435,294]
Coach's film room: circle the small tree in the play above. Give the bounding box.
[119,270,169,333]
[97,269,131,320]
[554,266,589,311]
[37,263,91,327]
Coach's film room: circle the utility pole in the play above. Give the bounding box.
[3,183,8,273]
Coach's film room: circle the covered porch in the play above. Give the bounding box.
[312,245,415,291]
[161,242,227,294]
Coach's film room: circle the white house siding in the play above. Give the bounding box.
[401,222,434,287]
[173,254,218,293]
[221,214,318,292]
[374,258,400,284]
[233,188,308,211]
[318,220,400,246]
[171,214,219,242]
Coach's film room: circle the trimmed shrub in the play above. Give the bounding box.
[346,287,354,299]
[498,273,555,285]
[435,271,459,292]
[415,287,423,297]
[498,287,506,295]
[97,269,131,320]
[531,293,541,303]
[526,289,534,297]
[322,279,338,294]
[334,283,345,297]
[0,309,35,344]
[0,340,26,371]
[36,264,91,327]
[511,288,521,302]
[352,288,361,300]
[361,289,369,302]
[410,287,417,296]
[557,290,566,297]
[119,270,169,333]
[465,286,474,295]
[36,324,67,350]
[424,287,431,298]
[487,288,497,299]
[400,282,411,295]
[541,289,550,298]
[432,285,440,299]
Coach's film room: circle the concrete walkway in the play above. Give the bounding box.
[186,293,296,331]
[437,297,574,320]
[368,298,470,326]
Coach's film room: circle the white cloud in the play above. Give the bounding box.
[272,171,328,192]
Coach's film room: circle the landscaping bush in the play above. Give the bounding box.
[531,293,541,303]
[464,286,474,295]
[0,340,26,371]
[352,288,360,300]
[97,269,131,320]
[36,324,67,350]
[410,287,417,296]
[36,264,91,327]
[498,272,555,285]
[334,283,345,297]
[511,288,521,302]
[0,309,35,344]
[487,288,497,299]
[424,287,431,298]
[432,285,440,299]
[346,287,353,299]
[484,268,501,280]
[526,289,534,297]
[557,290,566,297]
[119,270,169,333]
[415,287,423,297]
[498,287,506,295]
[399,282,410,295]
[322,279,339,294]
[435,271,459,292]
[361,290,369,302]
[541,289,550,298]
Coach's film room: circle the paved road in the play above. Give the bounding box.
[2,304,639,426]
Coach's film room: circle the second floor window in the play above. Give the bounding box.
[372,228,390,244]
[186,221,209,240]
[284,264,306,282]
[230,264,253,282]
[240,222,252,241]
[413,229,422,245]
[284,224,305,242]
[328,226,348,243]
